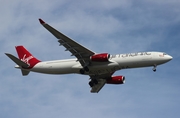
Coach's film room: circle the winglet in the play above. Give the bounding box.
[39,18,46,24]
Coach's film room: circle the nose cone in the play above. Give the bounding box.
[165,55,173,62]
[167,55,173,60]
[155,52,173,65]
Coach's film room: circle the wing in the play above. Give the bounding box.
[39,19,95,67]
[39,19,112,93]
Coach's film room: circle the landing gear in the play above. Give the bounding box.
[153,65,157,72]
[84,66,89,72]
[89,79,98,87]
[80,69,85,74]
[93,79,98,84]
[79,66,89,74]
[89,81,94,87]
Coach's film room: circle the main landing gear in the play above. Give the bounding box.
[79,66,89,74]
[89,79,98,87]
[153,65,157,72]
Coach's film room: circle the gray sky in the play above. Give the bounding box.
[0,0,180,118]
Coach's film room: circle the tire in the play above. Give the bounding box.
[93,79,98,84]
[80,69,85,74]
[89,81,94,87]
[84,66,89,72]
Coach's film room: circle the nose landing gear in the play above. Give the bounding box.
[153,65,157,72]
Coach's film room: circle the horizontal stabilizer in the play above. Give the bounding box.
[5,53,29,67]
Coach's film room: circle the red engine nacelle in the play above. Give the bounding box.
[90,53,110,62]
[106,76,125,84]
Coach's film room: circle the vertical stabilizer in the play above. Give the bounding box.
[15,46,41,68]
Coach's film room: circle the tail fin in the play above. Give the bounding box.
[15,46,41,68]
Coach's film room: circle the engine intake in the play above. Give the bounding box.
[106,76,125,84]
[90,53,110,62]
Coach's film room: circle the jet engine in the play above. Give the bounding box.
[90,53,110,62]
[106,76,125,84]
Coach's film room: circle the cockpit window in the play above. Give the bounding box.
[163,53,167,55]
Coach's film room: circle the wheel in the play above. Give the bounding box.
[93,79,98,84]
[84,66,89,72]
[153,65,157,72]
[80,69,85,74]
[89,81,94,87]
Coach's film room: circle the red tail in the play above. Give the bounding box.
[15,46,41,68]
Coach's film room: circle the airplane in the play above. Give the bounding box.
[5,19,173,93]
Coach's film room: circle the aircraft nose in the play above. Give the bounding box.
[167,55,173,61]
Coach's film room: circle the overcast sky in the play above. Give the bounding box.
[0,0,180,118]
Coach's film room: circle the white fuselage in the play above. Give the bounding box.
[20,52,172,75]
